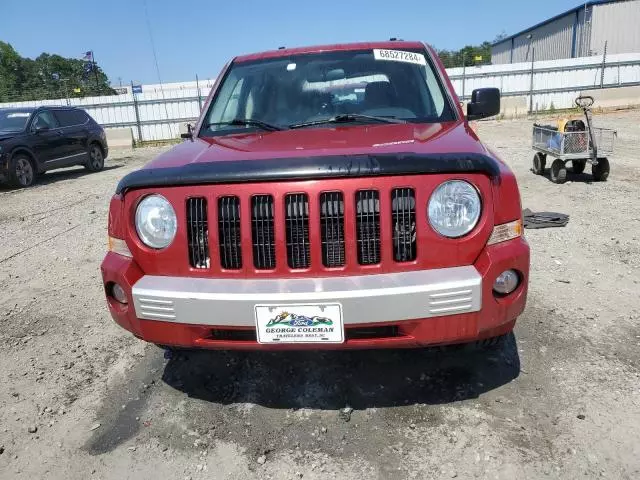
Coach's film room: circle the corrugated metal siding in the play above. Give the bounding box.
[591,0,640,55]
[492,5,599,64]
[511,13,576,63]
[491,41,512,65]
[574,6,593,57]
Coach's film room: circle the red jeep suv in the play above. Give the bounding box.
[101,41,529,351]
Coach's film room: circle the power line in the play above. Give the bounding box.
[142,0,173,137]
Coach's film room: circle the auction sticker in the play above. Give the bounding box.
[254,303,344,344]
[373,49,426,66]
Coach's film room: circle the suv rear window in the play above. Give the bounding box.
[55,109,89,127]
[201,48,454,136]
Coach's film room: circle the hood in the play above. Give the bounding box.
[0,131,18,142]
[145,121,490,169]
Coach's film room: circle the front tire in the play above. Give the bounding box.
[532,152,546,175]
[9,155,36,188]
[85,143,105,172]
[550,159,567,184]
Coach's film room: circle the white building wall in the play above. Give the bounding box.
[511,13,576,63]
[590,0,640,55]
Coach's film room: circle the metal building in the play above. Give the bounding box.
[491,0,640,64]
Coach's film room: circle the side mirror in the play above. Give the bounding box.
[34,125,50,134]
[466,88,501,121]
[180,123,193,139]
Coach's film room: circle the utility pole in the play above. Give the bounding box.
[461,52,466,101]
[600,40,608,88]
[131,81,143,143]
[62,79,70,105]
[529,47,535,114]
[196,74,203,111]
[91,51,100,94]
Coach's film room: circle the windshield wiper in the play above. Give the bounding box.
[289,113,406,129]
[203,118,284,131]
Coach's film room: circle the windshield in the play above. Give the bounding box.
[0,110,32,132]
[200,48,455,136]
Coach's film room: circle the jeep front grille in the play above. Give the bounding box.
[188,187,422,271]
[320,191,345,267]
[186,197,210,269]
[218,196,242,269]
[251,195,276,270]
[391,188,417,262]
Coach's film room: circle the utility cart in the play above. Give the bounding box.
[531,95,616,184]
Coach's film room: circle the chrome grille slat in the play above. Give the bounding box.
[355,190,381,265]
[252,195,276,269]
[320,192,345,267]
[285,193,310,269]
[186,197,210,269]
[391,188,417,262]
[218,196,242,269]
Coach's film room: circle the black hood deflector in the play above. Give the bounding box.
[115,152,500,194]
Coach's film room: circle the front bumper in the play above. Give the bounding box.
[101,238,529,350]
[132,266,482,326]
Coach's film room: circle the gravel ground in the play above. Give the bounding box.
[0,110,639,480]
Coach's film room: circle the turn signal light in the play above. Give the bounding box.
[487,219,523,245]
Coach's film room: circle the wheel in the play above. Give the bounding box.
[85,143,105,172]
[9,155,36,188]
[532,152,546,175]
[571,160,586,174]
[592,157,610,182]
[550,159,567,184]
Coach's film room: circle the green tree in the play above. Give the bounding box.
[435,32,509,68]
[436,41,494,68]
[0,41,114,102]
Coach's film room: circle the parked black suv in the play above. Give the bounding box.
[0,106,109,188]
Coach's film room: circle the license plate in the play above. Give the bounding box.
[254,303,344,344]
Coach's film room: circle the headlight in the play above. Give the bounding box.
[135,194,177,249]
[428,180,481,238]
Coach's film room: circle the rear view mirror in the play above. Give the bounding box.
[307,67,346,83]
[325,68,346,81]
[467,88,501,121]
[34,125,50,134]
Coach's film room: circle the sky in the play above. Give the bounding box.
[2,0,585,85]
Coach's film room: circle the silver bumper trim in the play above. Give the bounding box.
[132,266,482,326]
